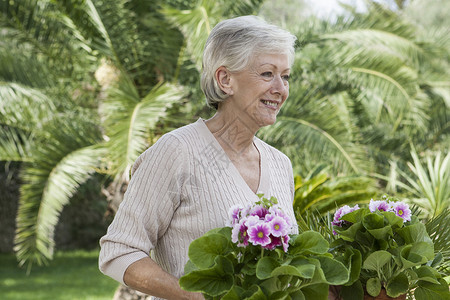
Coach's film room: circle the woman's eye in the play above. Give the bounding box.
[261,72,273,77]
[282,75,290,81]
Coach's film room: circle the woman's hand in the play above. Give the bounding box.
[187,292,205,300]
[124,257,204,300]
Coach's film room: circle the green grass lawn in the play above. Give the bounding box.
[0,249,119,300]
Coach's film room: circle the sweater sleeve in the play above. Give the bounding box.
[98,134,187,285]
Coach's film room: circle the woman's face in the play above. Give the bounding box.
[228,53,291,129]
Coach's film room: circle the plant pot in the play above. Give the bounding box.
[364,289,406,300]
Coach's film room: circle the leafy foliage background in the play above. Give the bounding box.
[0,0,448,274]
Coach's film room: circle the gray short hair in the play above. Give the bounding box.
[201,15,297,109]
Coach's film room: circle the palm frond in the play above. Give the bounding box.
[0,0,93,72]
[0,82,56,131]
[162,0,221,71]
[14,115,104,271]
[426,209,450,276]
[221,0,265,16]
[0,42,54,87]
[406,149,450,218]
[376,148,450,219]
[163,0,266,73]
[259,80,372,175]
[320,29,430,134]
[0,127,31,162]
[102,80,184,177]
[322,29,423,67]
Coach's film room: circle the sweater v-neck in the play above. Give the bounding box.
[196,118,270,197]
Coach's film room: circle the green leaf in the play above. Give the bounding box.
[300,283,329,300]
[241,261,257,276]
[315,256,350,285]
[341,208,368,223]
[429,252,443,269]
[269,291,289,300]
[354,230,375,247]
[410,241,435,261]
[399,242,434,269]
[399,245,424,269]
[414,279,450,300]
[415,266,441,284]
[367,226,393,240]
[290,231,329,255]
[341,280,364,300]
[335,222,363,242]
[366,277,381,297]
[205,227,233,242]
[184,260,198,274]
[271,265,305,278]
[179,256,234,296]
[342,248,362,286]
[246,285,267,300]
[222,285,245,300]
[381,211,404,228]
[362,213,394,240]
[363,213,385,229]
[256,256,280,280]
[362,250,392,272]
[259,277,281,296]
[290,256,316,279]
[188,233,231,269]
[396,222,433,245]
[205,226,231,236]
[386,273,409,298]
[289,290,305,300]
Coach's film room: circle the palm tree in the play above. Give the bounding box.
[0,0,266,292]
[258,2,449,179]
[0,0,188,271]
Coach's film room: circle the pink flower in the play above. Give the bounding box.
[369,200,391,213]
[392,202,411,222]
[231,220,249,247]
[332,204,360,228]
[227,204,243,226]
[268,216,289,237]
[245,215,260,228]
[231,223,240,243]
[250,205,269,219]
[248,223,271,246]
[282,235,290,252]
[269,206,293,229]
[264,213,275,222]
[227,197,294,251]
[263,236,282,250]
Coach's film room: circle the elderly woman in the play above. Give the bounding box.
[99,15,297,299]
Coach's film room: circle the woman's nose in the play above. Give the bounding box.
[270,75,287,95]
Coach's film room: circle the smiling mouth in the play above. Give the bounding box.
[261,99,278,109]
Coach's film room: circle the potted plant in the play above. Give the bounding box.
[179,195,350,299]
[330,196,450,300]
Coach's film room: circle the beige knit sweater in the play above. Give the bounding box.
[99,118,297,299]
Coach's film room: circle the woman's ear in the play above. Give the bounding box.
[215,66,234,96]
